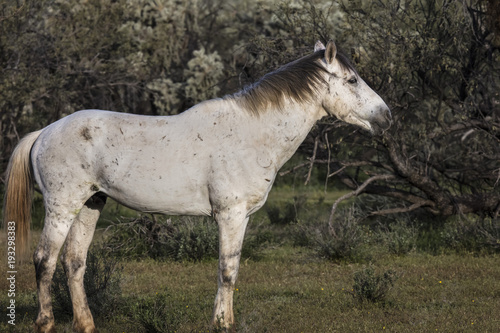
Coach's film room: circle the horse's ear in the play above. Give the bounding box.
[325,40,337,65]
[314,40,325,52]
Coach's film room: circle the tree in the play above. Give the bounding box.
[288,0,499,218]
[2,0,498,220]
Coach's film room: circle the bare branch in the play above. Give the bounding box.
[327,166,346,178]
[369,202,428,216]
[328,174,395,232]
[304,136,319,185]
[279,162,309,176]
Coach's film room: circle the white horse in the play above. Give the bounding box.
[3,40,391,332]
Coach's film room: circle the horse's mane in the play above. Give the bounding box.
[232,49,357,115]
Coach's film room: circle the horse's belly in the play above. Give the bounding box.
[105,181,212,216]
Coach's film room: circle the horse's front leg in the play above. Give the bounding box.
[213,205,249,330]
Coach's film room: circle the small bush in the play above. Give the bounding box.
[104,216,219,261]
[105,215,264,262]
[351,266,399,303]
[103,215,175,260]
[310,206,368,263]
[379,219,418,255]
[52,247,122,318]
[441,217,500,254]
[266,195,307,225]
[163,217,219,262]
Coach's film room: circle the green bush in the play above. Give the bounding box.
[379,219,418,255]
[104,215,218,261]
[105,215,264,262]
[52,247,122,319]
[103,215,174,260]
[309,206,368,263]
[265,194,307,225]
[441,217,500,254]
[351,266,399,304]
[163,217,219,262]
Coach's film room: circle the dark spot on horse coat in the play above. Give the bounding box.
[80,127,92,141]
[70,259,84,274]
[222,273,233,284]
[34,254,50,286]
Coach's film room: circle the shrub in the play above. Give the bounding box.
[266,194,307,225]
[379,218,418,255]
[52,247,122,318]
[163,217,219,262]
[351,266,399,303]
[311,206,367,263]
[441,217,500,254]
[103,215,175,260]
[105,215,264,262]
[104,215,218,261]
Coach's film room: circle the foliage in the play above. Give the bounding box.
[286,0,500,218]
[104,215,219,261]
[351,265,399,303]
[378,218,418,255]
[163,217,220,262]
[1,0,498,222]
[265,194,307,225]
[441,216,500,254]
[51,247,122,318]
[309,206,368,263]
[0,0,271,174]
[104,215,264,261]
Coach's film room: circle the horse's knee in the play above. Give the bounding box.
[34,251,51,284]
[61,251,85,279]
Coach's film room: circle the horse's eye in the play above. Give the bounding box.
[347,77,358,85]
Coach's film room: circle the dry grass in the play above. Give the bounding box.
[1,233,499,332]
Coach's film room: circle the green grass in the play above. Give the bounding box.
[1,187,499,332]
[1,239,499,332]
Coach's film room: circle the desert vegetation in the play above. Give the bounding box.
[1,0,499,331]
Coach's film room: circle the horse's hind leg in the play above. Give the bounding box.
[61,194,106,333]
[34,201,78,333]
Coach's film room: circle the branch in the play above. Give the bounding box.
[369,202,428,216]
[382,133,452,211]
[304,136,319,185]
[328,174,395,232]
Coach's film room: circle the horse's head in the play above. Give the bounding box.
[316,40,392,135]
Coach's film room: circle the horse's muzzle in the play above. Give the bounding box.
[371,107,392,135]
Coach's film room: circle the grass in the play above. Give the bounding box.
[1,236,499,332]
[1,186,499,332]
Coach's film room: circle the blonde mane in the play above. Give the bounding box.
[233,49,357,115]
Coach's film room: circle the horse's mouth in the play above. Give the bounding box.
[370,108,392,136]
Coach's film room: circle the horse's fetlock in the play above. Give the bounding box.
[35,315,56,333]
[73,320,97,333]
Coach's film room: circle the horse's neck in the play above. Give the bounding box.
[247,100,326,169]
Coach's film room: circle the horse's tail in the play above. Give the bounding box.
[3,130,43,261]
